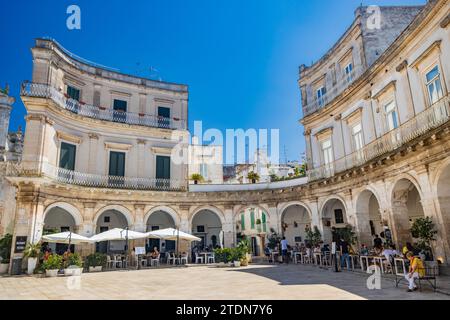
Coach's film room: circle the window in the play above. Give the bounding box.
[334,209,344,224]
[104,216,110,223]
[156,156,171,180]
[425,66,444,105]
[385,101,399,131]
[262,212,267,232]
[59,142,76,171]
[351,123,364,151]
[66,86,80,101]
[157,107,171,128]
[250,210,255,229]
[317,87,326,107]
[196,226,205,233]
[200,163,208,180]
[113,99,127,123]
[109,151,125,177]
[344,63,353,82]
[321,139,333,165]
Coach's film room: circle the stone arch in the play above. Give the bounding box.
[354,189,384,246]
[93,204,134,229]
[190,206,224,250]
[144,206,180,227]
[44,202,83,226]
[189,205,225,226]
[434,161,450,263]
[233,203,271,220]
[320,196,349,244]
[388,172,424,205]
[279,202,313,245]
[390,176,425,249]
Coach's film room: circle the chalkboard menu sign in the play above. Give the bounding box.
[14,236,27,253]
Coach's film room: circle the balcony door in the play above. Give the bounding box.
[109,151,125,186]
[59,142,76,181]
[66,85,80,113]
[113,99,127,123]
[156,155,171,188]
[158,107,171,128]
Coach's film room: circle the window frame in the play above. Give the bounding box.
[56,140,78,172]
[424,64,445,106]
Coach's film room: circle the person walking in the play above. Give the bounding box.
[281,237,289,264]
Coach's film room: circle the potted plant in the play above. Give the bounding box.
[86,253,106,272]
[63,253,83,276]
[190,173,204,185]
[411,217,438,261]
[23,242,41,275]
[247,171,260,184]
[231,246,246,267]
[237,240,251,266]
[43,254,63,277]
[305,226,322,247]
[0,234,12,274]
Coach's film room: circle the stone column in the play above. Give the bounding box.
[266,203,279,235]
[178,205,191,254]
[78,202,96,256]
[132,204,147,249]
[222,205,235,248]
[390,191,413,250]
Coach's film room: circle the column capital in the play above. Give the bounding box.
[134,204,145,210]
[83,202,96,209]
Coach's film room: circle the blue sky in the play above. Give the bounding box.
[0,0,425,163]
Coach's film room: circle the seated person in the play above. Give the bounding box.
[405,251,425,292]
[374,245,384,256]
[360,244,369,256]
[150,246,160,259]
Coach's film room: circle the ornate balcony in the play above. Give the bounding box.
[20,82,187,130]
[303,65,365,117]
[2,161,185,192]
[308,94,450,181]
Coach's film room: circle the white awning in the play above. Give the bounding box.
[145,228,201,242]
[42,232,93,244]
[89,228,149,242]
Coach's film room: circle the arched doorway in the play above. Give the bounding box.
[321,198,347,244]
[146,210,176,254]
[281,204,311,246]
[436,163,450,263]
[355,190,385,246]
[391,178,424,248]
[43,206,77,255]
[95,209,129,254]
[191,209,223,250]
[236,207,268,257]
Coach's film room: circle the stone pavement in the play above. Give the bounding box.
[0,264,448,300]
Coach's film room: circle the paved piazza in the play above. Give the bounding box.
[0,264,448,300]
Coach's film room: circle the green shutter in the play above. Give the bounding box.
[262,212,267,232]
[59,142,76,171]
[250,210,255,229]
[241,213,245,231]
[109,152,125,177]
[156,156,171,179]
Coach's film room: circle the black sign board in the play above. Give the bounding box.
[14,236,27,253]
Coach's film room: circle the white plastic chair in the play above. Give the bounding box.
[195,253,204,264]
[207,253,215,264]
[151,254,160,267]
[167,252,175,265]
[180,253,189,265]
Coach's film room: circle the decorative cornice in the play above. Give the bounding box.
[104,142,133,151]
[395,60,408,72]
[440,13,450,28]
[88,133,99,140]
[409,40,442,69]
[56,131,82,144]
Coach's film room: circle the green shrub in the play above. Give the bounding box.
[42,254,63,270]
[86,253,107,267]
[305,226,322,247]
[64,253,83,268]
[0,234,12,264]
[23,242,42,258]
[214,248,233,263]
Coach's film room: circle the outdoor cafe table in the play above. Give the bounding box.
[200,252,212,264]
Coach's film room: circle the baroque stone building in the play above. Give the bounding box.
[0,0,449,272]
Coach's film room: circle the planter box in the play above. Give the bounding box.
[0,263,9,274]
[233,261,241,267]
[45,269,59,277]
[89,266,102,273]
[64,267,83,276]
[27,258,38,275]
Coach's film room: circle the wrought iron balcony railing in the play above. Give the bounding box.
[303,65,365,117]
[20,82,187,130]
[2,161,185,191]
[308,94,450,181]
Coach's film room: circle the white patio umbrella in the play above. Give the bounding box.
[42,231,93,246]
[146,228,201,260]
[89,228,148,242]
[145,228,201,242]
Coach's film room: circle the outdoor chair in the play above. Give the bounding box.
[167,252,176,265]
[106,255,115,269]
[140,256,148,268]
[112,255,122,268]
[394,258,438,291]
[151,254,160,267]
[207,253,215,264]
[180,253,189,265]
[195,252,204,264]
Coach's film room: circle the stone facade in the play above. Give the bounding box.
[0,1,450,273]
